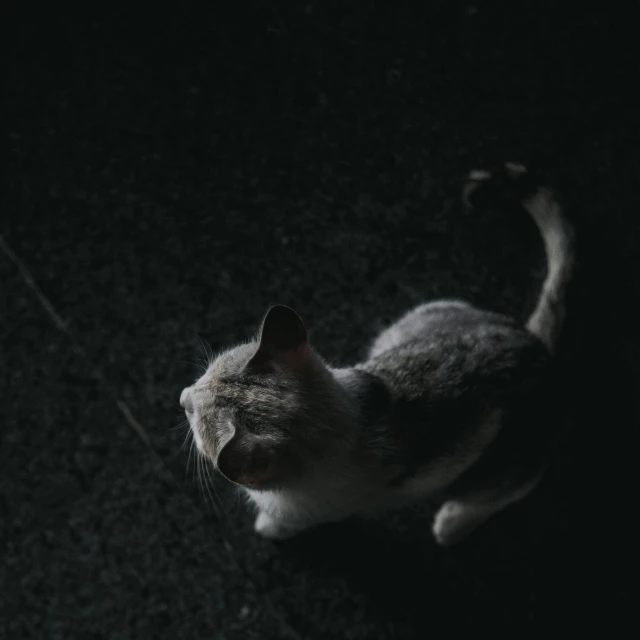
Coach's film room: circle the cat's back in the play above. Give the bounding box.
[353,302,552,483]
[362,301,550,404]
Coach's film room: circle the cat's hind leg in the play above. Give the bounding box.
[431,405,555,546]
[432,466,546,546]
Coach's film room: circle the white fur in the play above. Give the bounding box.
[245,408,504,538]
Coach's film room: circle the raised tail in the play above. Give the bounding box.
[463,162,576,353]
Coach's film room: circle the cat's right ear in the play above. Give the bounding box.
[247,305,311,371]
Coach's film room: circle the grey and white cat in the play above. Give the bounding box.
[180,163,575,546]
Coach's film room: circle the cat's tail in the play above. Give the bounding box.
[463,162,576,353]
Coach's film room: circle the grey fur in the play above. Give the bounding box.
[180,163,575,545]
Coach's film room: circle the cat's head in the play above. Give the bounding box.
[180,305,348,490]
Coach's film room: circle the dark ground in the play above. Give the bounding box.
[2,2,639,638]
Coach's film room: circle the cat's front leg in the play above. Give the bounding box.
[253,511,308,540]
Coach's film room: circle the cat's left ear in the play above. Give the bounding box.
[247,305,311,371]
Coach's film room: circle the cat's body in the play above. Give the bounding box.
[180,164,575,545]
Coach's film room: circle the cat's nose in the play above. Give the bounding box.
[179,387,191,408]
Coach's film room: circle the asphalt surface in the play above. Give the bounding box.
[2,2,639,638]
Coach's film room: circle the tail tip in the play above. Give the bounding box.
[462,161,538,209]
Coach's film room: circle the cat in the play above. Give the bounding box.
[180,162,575,546]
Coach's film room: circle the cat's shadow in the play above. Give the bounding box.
[273,493,561,628]
[278,511,439,615]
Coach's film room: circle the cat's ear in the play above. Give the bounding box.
[216,435,291,488]
[247,305,310,371]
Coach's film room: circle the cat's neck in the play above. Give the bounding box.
[329,366,391,429]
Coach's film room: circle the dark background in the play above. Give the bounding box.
[2,2,639,638]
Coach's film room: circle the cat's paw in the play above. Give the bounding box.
[462,161,537,209]
[254,511,298,540]
[432,500,488,547]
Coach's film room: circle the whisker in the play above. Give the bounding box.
[196,453,204,501]
[201,456,222,518]
[181,358,209,376]
[186,438,196,483]
[180,426,192,452]
[168,418,190,433]
[198,454,210,512]
[196,334,214,368]
[204,458,230,522]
